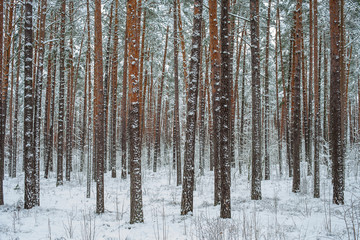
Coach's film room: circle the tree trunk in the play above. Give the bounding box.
[330,0,344,205]
[220,0,231,218]
[208,0,221,206]
[250,0,262,200]
[24,0,36,209]
[313,0,320,198]
[94,0,105,214]
[173,0,182,186]
[128,0,144,224]
[121,7,129,179]
[307,0,314,176]
[181,0,203,215]
[264,0,272,180]
[12,10,22,178]
[57,0,66,187]
[292,0,302,193]
[110,0,120,178]
[65,1,74,181]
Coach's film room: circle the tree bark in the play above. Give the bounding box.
[94,0,105,214]
[173,0,182,186]
[208,0,221,206]
[57,0,66,187]
[330,0,344,205]
[24,0,36,209]
[292,0,302,193]
[220,0,231,218]
[250,0,262,200]
[264,0,272,180]
[128,0,144,223]
[181,0,203,215]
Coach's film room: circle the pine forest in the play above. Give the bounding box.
[0,0,360,239]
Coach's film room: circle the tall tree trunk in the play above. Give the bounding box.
[12,10,22,178]
[24,0,36,209]
[121,6,129,179]
[198,21,205,176]
[94,0,105,214]
[307,0,314,176]
[103,2,114,173]
[292,0,302,193]
[208,0,221,206]
[110,0,120,178]
[86,0,92,198]
[128,0,144,224]
[264,0,272,180]
[0,0,3,205]
[33,0,47,205]
[8,6,16,178]
[330,0,344,205]
[250,0,262,200]
[275,3,282,176]
[313,0,320,198]
[57,0,66,187]
[173,0,182,186]
[181,0,203,215]
[66,0,74,181]
[220,0,231,218]
[323,37,329,171]
[44,14,55,178]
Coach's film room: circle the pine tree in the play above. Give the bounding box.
[173,0,182,186]
[250,0,262,200]
[208,0,221,206]
[128,0,144,224]
[292,0,302,193]
[181,0,203,215]
[57,0,66,187]
[220,0,231,218]
[94,0,105,214]
[330,0,344,205]
[24,0,37,209]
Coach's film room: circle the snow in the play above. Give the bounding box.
[1,160,359,240]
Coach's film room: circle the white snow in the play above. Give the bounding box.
[0,159,359,239]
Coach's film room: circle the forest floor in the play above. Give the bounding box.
[1,158,360,240]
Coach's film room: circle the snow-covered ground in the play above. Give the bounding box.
[1,162,359,240]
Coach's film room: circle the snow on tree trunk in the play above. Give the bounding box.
[24,0,37,209]
[208,0,221,206]
[220,0,231,218]
[94,0,105,214]
[57,0,66,187]
[250,0,262,200]
[330,0,344,205]
[181,0,203,215]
